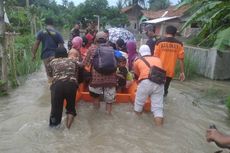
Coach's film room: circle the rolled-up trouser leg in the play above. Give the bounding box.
[64,81,78,116]
[150,84,164,118]
[50,81,64,127]
[43,56,54,84]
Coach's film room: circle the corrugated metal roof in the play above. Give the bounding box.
[143,16,179,24]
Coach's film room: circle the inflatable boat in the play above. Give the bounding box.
[75,81,151,111]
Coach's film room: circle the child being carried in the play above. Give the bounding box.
[116,56,133,92]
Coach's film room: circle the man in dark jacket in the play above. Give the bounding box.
[145,24,157,55]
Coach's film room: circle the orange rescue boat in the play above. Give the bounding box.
[75,81,151,111]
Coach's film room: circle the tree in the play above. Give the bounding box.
[116,0,124,9]
[149,0,170,11]
[122,0,146,7]
[76,0,109,24]
[105,7,129,27]
[179,0,230,50]
[62,0,68,7]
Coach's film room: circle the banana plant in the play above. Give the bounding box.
[178,0,230,51]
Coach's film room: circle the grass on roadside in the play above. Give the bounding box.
[225,95,230,112]
[175,53,198,80]
[8,34,42,88]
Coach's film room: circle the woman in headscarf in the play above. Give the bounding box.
[69,36,83,61]
[126,40,137,71]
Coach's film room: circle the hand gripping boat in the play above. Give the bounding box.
[75,81,151,112]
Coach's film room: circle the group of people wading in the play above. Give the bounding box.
[31,17,230,151]
[32,17,185,129]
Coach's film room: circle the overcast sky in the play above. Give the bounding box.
[55,0,179,6]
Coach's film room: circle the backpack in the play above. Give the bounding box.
[92,44,117,75]
[139,56,166,85]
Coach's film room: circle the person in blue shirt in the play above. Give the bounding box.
[32,18,65,83]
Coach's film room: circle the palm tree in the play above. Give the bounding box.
[179,0,230,50]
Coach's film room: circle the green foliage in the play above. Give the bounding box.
[179,0,230,50]
[213,27,230,52]
[72,0,129,28]
[225,95,230,112]
[149,0,170,11]
[175,54,198,79]
[185,33,216,48]
[0,80,8,96]
[14,35,42,76]
[7,7,30,34]
[8,34,42,88]
[104,7,129,27]
[6,0,131,34]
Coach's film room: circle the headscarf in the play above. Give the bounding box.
[85,33,94,48]
[71,36,83,50]
[126,40,137,70]
[139,45,151,57]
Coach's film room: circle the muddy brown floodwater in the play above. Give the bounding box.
[0,67,230,153]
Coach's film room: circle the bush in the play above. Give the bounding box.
[8,34,42,87]
[0,80,8,96]
[175,54,198,80]
[226,95,230,112]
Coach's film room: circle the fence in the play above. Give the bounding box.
[184,46,230,80]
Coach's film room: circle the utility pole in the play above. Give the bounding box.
[0,0,7,92]
[93,15,100,31]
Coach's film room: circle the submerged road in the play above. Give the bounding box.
[0,67,230,153]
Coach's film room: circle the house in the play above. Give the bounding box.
[140,5,194,37]
[120,4,143,33]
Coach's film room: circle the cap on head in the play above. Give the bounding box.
[139,45,151,56]
[96,31,107,40]
[145,24,155,33]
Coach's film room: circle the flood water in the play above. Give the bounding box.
[0,68,230,153]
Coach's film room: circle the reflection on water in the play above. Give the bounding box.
[0,68,230,153]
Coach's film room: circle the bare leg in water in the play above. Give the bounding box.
[154,117,163,127]
[94,98,100,109]
[106,103,112,115]
[66,114,74,129]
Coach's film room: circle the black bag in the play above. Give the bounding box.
[140,56,166,85]
[46,29,67,53]
[92,44,117,75]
